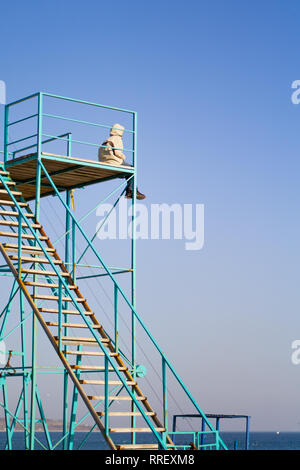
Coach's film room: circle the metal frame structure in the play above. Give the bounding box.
[0,92,228,450]
[172,414,251,450]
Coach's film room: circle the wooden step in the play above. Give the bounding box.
[88,395,146,401]
[0,220,41,228]
[0,189,21,196]
[0,200,27,207]
[0,170,9,176]
[33,294,85,302]
[65,350,118,357]
[40,307,92,316]
[116,444,159,450]
[0,210,33,218]
[4,243,54,252]
[21,268,69,276]
[11,256,61,264]
[0,232,47,241]
[97,411,155,417]
[71,365,127,371]
[54,336,109,346]
[47,322,101,329]
[25,281,76,289]
[0,181,16,187]
[110,427,165,433]
[80,379,136,386]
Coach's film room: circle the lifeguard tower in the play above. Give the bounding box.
[0,92,227,450]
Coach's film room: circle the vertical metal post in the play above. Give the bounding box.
[68,345,82,450]
[201,418,205,448]
[104,355,109,436]
[1,379,12,450]
[72,219,76,284]
[63,188,71,449]
[3,105,9,168]
[162,356,168,446]
[245,416,250,450]
[58,278,63,351]
[131,111,137,443]
[30,92,43,449]
[18,213,22,279]
[20,290,29,449]
[114,284,118,353]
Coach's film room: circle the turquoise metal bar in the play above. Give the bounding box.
[42,133,134,153]
[7,133,38,147]
[41,91,135,114]
[7,113,38,127]
[104,356,109,436]
[20,291,29,449]
[1,379,12,449]
[3,105,9,167]
[68,345,82,450]
[43,113,134,133]
[114,284,118,353]
[36,387,53,450]
[6,92,39,107]
[30,91,42,450]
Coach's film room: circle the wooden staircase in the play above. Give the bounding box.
[0,167,173,450]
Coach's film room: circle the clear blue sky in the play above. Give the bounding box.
[1,0,300,432]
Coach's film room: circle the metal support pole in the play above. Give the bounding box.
[162,356,168,446]
[131,111,137,443]
[104,355,109,436]
[30,92,43,449]
[3,105,9,168]
[114,284,119,353]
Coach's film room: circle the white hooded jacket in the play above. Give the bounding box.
[98,123,125,165]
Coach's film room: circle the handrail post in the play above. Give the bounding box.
[162,356,168,447]
[72,219,76,283]
[114,284,118,353]
[104,356,109,436]
[3,105,9,168]
[18,212,22,279]
[58,278,62,351]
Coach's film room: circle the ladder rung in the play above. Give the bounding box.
[0,232,47,240]
[97,411,155,417]
[0,220,41,228]
[0,200,27,207]
[4,243,54,252]
[47,322,101,329]
[11,256,61,264]
[117,444,159,450]
[0,189,21,196]
[54,336,109,343]
[71,365,127,371]
[80,379,136,386]
[0,181,15,186]
[65,351,118,357]
[88,395,146,401]
[110,427,165,433]
[0,170,9,176]
[33,294,85,302]
[25,281,76,289]
[21,268,69,276]
[40,307,92,315]
[0,210,34,218]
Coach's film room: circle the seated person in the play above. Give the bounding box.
[98,123,146,200]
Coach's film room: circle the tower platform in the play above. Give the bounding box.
[5,152,133,201]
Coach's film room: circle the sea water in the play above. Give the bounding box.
[1,432,300,450]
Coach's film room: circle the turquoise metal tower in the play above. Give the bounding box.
[0,92,227,450]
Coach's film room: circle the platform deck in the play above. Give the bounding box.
[4,152,133,201]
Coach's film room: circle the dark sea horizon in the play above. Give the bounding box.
[1,431,300,451]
